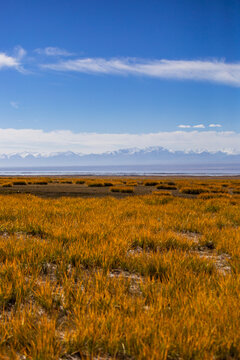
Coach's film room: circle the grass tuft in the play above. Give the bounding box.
[12,181,27,185]
[2,183,13,187]
[110,187,134,193]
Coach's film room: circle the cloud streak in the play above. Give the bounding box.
[178,125,191,128]
[0,128,239,155]
[193,124,205,128]
[178,124,206,129]
[42,57,240,86]
[35,47,73,56]
[1,46,240,87]
[209,124,222,128]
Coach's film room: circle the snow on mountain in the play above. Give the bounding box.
[0,147,239,167]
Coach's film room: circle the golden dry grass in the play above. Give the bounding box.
[110,186,134,193]
[0,177,239,359]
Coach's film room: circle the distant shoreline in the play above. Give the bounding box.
[0,173,240,179]
[0,165,239,177]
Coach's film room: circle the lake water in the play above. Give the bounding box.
[0,164,239,176]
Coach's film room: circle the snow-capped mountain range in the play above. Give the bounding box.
[0,147,239,167]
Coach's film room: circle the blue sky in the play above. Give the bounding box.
[1,0,240,154]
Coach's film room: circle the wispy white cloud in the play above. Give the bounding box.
[0,46,26,72]
[41,57,240,86]
[193,124,205,128]
[209,124,222,128]
[35,47,73,56]
[0,128,239,155]
[178,124,205,129]
[2,47,240,87]
[10,101,19,109]
[178,125,191,128]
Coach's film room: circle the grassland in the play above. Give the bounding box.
[0,177,240,359]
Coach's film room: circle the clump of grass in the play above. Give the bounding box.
[110,187,134,193]
[207,186,228,193]
[103,182,113,187]
[12,181,27,186]
[156,184,177,190]
[144,181,159,186]
[61,180,73,184]
[2,183,13,187]
[181,187,206,195]
[32,181,48,185]
[144,196,173,205]
[125,181,138,186]
[88,182,104,187]
[198,192,230,199]
[152,190,172,196]
[75,180,85,184]
[233,189,240,194]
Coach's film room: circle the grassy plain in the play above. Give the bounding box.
[0,177,240,359]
